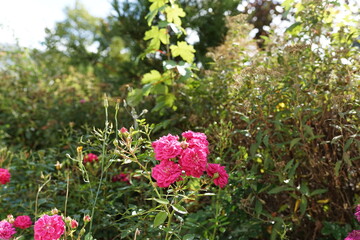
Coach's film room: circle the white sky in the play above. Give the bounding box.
[0,0,113,49]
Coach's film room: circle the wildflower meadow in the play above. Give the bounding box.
[0,0,360,239]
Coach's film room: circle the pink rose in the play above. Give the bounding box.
[206,163,229,188]
[83,153,99,163]
[182,131,209,155]
[0,168,11,184]
[13,215,32,229]
[345,230,360,240]
[34,214,65,240]
[0,220,16,240]
[355,205,360,223]
[152,160,183,187]
[152,134,182,161]
[179,148,207,178]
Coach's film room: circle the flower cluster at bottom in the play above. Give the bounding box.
[345,205,360,240]
[0,212,92,240]
[151,131,229,188]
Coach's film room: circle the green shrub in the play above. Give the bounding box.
[188,1,360,239]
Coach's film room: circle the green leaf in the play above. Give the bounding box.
[146,5,167,26]
[152,84,168,95]
[165,4,186,26]
[290,138,301,150]
[84,233,96,240]
[299,182,309,196]
[170,41,195,63]
[183,234,195,240]
[172,203,188,214]
[286,22,303,35]
[154,198,169,205]
[268,186,294,194]
[255,199,263,217]
[310,188,328,197]
[303,125,314,138]
[154,211,168,227]
[142,83,153,96]
[281,0,294,11]
[149,0,168,12]
[126,88,143,107]
[334,161,342,177]
[300,195,307,215]
[144,26,169,51]
[164,93,176,107]
[142,70,162,84]
[344,138,354,152]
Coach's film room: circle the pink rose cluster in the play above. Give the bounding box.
[151,131,229,188]
[83,153,99,163]
[34,214,65,240]
[345,205,360,240]
[0,168,11,184]
[0,215,32,240]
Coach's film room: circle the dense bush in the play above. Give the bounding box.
[187,1,360,239]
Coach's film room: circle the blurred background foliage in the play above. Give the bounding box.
[0,0,360,239]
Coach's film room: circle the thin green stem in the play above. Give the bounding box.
[89,96,109,233]
[64,171,70,238]
[211,189,221,240]
[35,176,51,218]
[165,208,175,240]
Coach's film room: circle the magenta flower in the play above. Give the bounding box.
[182,131,208,143]
[206,163,229,188]
[83,153,99,163]
[182,131,209,151]
[179,148,207,178]
[34,214,65,240]
[152,160,183,187]
[0,168,11,185]
[120,127,128,133]
[345,230,360,240]
[0,220,16,240]
[112,173,130,184]
[152,134,182,161]
[13,215,32,229]
[355,205,360,223]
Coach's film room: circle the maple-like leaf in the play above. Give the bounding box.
[141,70,162,84]
[170,41,195,63]
[165,4,186,26]
[144,26,169,51]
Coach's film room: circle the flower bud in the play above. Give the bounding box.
[120,127,128,134]
[51,208,59,215]
[180,141,189,149]
[83,215,91,223]
[55,161,63,170]
[77,146,83,153]
[7,215,14,224]
[70,219,78,229]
